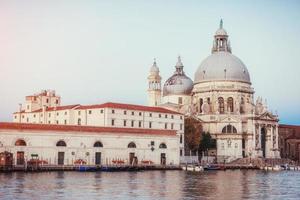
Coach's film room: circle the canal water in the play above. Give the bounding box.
[0,170,300,200]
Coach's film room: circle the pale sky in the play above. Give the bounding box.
[0,0,299,125]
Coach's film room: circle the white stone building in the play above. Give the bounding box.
[9,90,185,165]
[147,20,280,162]
[0,122,180,166]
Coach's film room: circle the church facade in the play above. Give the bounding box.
[147,20,280,162]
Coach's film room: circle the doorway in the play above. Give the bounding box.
[58,152,65,165]
[261,128,266,158]
[160,153,166,165]
[16,151,25,165]
[242,139,245,158]
[129,153,135,165]
[95,152,101,165]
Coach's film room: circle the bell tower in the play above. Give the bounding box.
[147,59,162,106]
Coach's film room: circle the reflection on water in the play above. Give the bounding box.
[1,170,300,200]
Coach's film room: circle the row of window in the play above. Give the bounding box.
[18,110,183,120]
[13,139,168,149]
[110,119,183,130]
[198,97,248,114]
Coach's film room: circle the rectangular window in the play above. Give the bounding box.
[180,116,183,120]
[64,120,67,125]
[171,115,174,119]
[124,110,127,115]
[26,118,29,122]
[14,116,17,119]
[131,111,134,115]
[56,99,59,104]
[165,123,167,129]
[139,121,142,128]
[151,141,155,146]
[180,149,183,156]
[139,112,142,116]
[56,120,59,124]
[22,115,24,119]
[56,112,59,116]
[180,124,183,130]
[33,114,36,118]
[78,111,81,115]
[180,135,183,144]
[112,109,115,114]
[27,105,30,110]
[178,97,183,104]
[48,121,51,124]
[149,113,152,117]
[46,98,49,103]
[112,119,115,126]
[65,111,67,115]
[89,110,92,114]
[49,113,51,117]
[165,114,168,118]
[149,122,152,128]
[171,123,174,130]
[100,110,104,114]
[131,120,134,127]
[159,114,161,118]
[124,120,127,127]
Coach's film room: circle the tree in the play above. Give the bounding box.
[184,117,202,155]
[199,132,216,156]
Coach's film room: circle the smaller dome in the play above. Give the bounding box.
[163,57,193,96]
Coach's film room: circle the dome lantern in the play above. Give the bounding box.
[212,19,231,53]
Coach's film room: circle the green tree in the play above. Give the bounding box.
[199,132,216,156]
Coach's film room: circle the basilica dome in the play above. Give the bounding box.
[194,20,251,84]
[194,51,251,83]
[163,57,193,96]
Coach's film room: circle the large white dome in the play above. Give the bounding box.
[194,51,251,84]
[194,20,251,84]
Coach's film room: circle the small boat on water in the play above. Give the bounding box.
[203,164,221,171]
[76,165,98,172]
[263,165,282,171]
[182,165,204,172]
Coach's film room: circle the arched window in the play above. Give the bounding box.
[56,140,67,147]
[128,142,136,148]
[240,97,245,114]
[218,97,225,114]
[94,141,103,148]
[227,97,234,112]
[159,143,167,149]
[15,139,26,146]
[199,98,203,113]
[222,125,237,133]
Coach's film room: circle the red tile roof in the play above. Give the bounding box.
[279,124,300,134]
[76,102,181,115]
[0,122,177,137]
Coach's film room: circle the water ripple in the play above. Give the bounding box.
[0,170,300,200]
